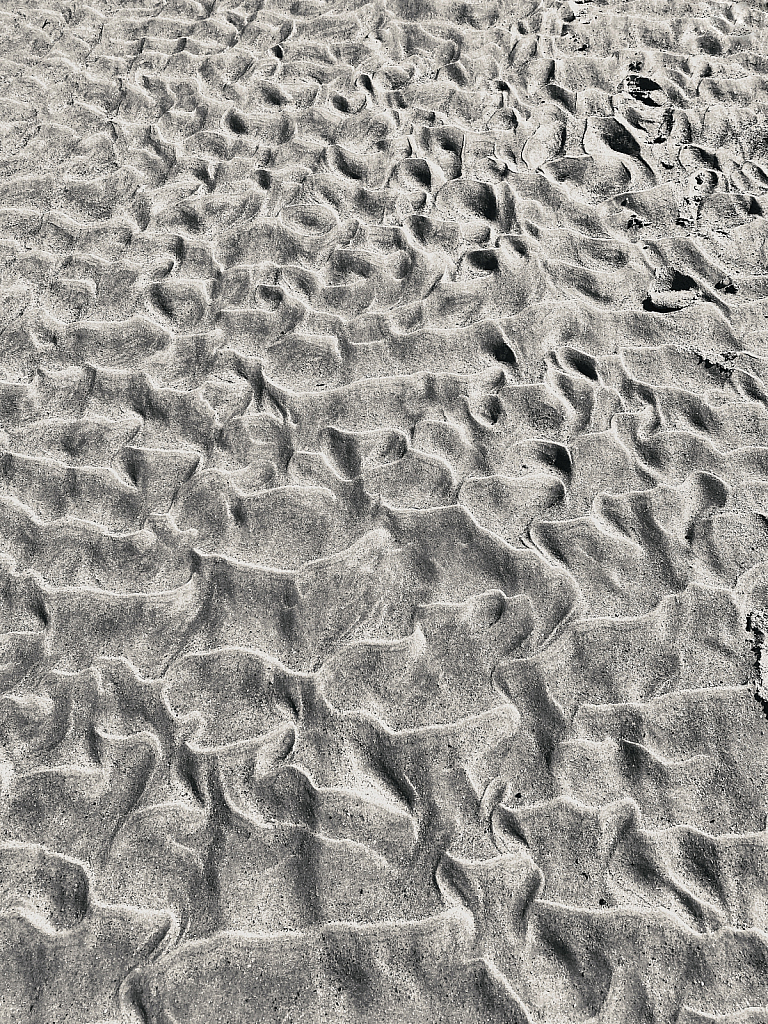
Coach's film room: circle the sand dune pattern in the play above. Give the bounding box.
[2,0,768,1020]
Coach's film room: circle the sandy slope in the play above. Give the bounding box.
[1,0,768,1020]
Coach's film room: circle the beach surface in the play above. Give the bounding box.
[2,0,768,1020]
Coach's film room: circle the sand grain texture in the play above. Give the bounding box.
[1,0,768,1020]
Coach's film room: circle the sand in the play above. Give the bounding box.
[1,0,768,1020]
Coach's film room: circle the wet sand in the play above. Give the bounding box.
[2,0,768,1020]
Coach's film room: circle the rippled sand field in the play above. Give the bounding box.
[2,0,768,1020]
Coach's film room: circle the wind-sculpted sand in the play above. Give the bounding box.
[1,0,768,1020]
